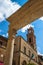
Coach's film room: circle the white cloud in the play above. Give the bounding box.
[6,33,8,37]
[2,33,8,37]
[0,0,21,22]
[37,46,43,56]
[2,34,5,37]
[39,16,43,21]
[0,13,4,22]
[38,51,43,56]
[21,24,34,32]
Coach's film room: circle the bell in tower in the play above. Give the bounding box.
[27,27,37,51]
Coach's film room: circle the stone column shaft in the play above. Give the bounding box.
[4,27,16,65]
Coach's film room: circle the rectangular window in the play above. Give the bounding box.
[29,38,31,43]
[0,41,3,46]
[14,44,16,52]
[29,50,31,57]
[24,47,26,54]
[31,54,34,59]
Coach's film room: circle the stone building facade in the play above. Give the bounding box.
[13,27,39,65]
[0,36,7,63]
[0,27,40,65]
[38,55,43,65]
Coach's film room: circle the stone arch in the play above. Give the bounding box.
[22,60,27,65]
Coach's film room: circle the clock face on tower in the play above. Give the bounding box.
[29,30,31,33]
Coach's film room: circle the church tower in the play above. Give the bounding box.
[27,27,37,51]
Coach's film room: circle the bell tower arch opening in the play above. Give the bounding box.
[22,60,27,65]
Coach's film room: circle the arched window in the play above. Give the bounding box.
[22,60,27,65]
[12,60,16,65]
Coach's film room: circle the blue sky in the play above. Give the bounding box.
[0,0,43,55]
[11,0,28,6]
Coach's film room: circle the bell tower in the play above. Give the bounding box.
[27,27,37,51]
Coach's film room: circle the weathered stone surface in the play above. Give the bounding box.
[7,0,43,30]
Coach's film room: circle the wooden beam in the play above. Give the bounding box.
[7,0,43,30]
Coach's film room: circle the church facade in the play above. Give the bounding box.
[0,27,42,65]
[38,55,43,65]
[13,27,39,65]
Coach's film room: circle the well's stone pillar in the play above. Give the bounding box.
[4,25,17,65]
